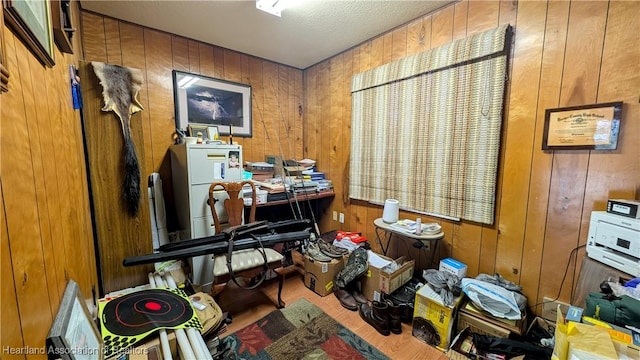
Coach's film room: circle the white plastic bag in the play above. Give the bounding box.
[461,278,522,320]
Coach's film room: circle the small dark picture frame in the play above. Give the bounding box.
[542,101,623,150]
[46,280,103,360]
[188,123,209,139]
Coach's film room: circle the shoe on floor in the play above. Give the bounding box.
[334,288,358,311]
[318,240,348,258]
[359,301,390,336]
[306,242,332,262]
[347,280,368,305]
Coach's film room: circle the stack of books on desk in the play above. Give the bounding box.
[389,219,441,235]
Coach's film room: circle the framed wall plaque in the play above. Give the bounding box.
[542,102,623,150]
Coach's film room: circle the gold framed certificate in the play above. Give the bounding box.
[542,102,623,150]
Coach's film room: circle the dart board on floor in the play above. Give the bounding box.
[98,287,202,358]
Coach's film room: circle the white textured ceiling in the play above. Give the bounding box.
[80,0,454,69]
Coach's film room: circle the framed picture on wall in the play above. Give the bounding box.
[3,0,55,67]
[542,102,623,150]
[51,0,74,54]
[173,70,252,137]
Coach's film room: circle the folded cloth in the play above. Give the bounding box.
[333,238,362,251]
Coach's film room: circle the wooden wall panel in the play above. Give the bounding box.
[406,17,430,56]
[81,11,107,62]
[582,0,640,249]
[199,43,215,77]
[304,0,639,315]
[171,36,189,72]
[494,0,547,284]
[79,61,153,294]
[1,174,26,359]
[248,57,265,160]
[519,0,570,309]
[27,54,62,312]
[104,18,122,64]
[2,0,98,351]
[477,0,518,277]
[538,0,610,304]
[188,40,200,74]
[77,14,305,278]
[2,27,55,347]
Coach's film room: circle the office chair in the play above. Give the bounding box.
[207,180,286,308]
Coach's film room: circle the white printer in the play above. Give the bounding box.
[587,211,640,277]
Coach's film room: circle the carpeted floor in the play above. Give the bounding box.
[221,298,389,359]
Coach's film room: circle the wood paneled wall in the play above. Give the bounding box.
[2,1,638,354]
[308,0,639,313]
[78,10,305,294]
[80,10,304,211]
[1,1,98,357]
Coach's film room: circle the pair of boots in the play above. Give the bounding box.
[358,300,402,336]
[334,280,367,311]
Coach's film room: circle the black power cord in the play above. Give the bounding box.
[530,244,586,312]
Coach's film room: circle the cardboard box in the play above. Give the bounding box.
[457,301,527,338]
[412,284,463,351]
[447,327,528,360]
[447,327,477,360]
[361,252,415,301]
[439,257,467,278]
[304,255,344,296]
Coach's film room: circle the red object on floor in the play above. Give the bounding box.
[335,230,367,243]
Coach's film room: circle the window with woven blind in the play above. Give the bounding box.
[349,25,512,224]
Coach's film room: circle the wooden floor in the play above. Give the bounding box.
[217,273,449,360]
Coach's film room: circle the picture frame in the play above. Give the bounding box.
[173,70,252,137]
[542,101,623,150]
[46,280,103,360]
[207,126,219,140]
[1,4,9,92]
[51,0,73,54]
[188,123,209,139]
[3,0,55,67]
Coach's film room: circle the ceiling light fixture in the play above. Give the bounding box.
[256,0,285,17]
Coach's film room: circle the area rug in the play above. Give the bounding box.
[221,298,389,360]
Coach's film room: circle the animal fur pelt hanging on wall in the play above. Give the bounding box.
[92,62,144,216]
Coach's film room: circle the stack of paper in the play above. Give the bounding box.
[389,219,441,235]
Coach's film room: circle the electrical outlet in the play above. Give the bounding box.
[333,211,338,221]
[542,297,570,321]
[339,213,345,223]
